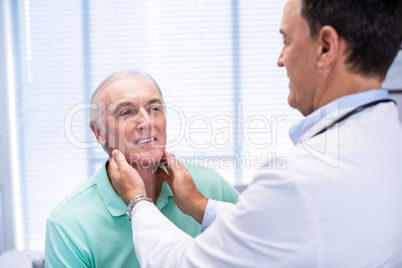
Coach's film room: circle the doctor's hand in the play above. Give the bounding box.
[109,149,146,205]
[158,152,208,224]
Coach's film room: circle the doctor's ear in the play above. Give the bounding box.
[90,121,106,145]
[316,25,344,69]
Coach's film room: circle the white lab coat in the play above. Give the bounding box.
[131,102,402,268]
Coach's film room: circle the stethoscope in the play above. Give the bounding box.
[313,99,396,137]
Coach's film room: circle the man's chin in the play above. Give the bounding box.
[287,94,297,109]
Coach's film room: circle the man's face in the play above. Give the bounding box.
[278,0,319,116]
[98,76,167,167]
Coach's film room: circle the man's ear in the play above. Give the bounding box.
[316,25,342,69]
[90,121,106,145]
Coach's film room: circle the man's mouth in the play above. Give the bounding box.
[135,137,156,145]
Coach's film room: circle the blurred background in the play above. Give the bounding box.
[0,0,401,258]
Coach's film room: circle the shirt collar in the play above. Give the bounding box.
[288,89,390,145]
[156,181,173,209]
[96,160,127,217]
[96,160,174,217]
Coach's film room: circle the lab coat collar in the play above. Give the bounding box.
[288,89,390,145]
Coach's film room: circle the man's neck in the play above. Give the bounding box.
[135,165,163,203]
[107,162,163,204]
[314,69,382,112]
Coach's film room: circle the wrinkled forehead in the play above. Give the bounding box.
[100,76,162,103]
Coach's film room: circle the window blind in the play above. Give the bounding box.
[7,0,90,251]
[6,0,301,251]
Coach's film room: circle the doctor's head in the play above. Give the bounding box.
[277,0,402,116]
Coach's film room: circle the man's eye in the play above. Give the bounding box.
[150,106,160,112]
[121,111,131,116]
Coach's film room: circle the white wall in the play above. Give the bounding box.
[389,91,402,122]
[384,50,402,90]
[384,50,402,122]
[0,0,16,253]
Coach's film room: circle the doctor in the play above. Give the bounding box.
[109,0,402,266]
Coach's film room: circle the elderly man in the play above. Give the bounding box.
[44,69,239,267]
[110,0,402,267]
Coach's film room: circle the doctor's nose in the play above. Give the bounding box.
[277,47,285,67]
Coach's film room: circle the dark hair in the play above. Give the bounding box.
[301,0,402,80]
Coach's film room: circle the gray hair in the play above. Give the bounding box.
[89,68,165,134]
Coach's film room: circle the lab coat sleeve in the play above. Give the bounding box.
[131,173,315,268]
[201,199,236,232]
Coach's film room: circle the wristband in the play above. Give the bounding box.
[126,195,153,221]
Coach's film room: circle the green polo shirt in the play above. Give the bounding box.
[45,161,239,267]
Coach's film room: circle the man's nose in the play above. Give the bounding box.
[136,109,152,130]
[277,47,285,67]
